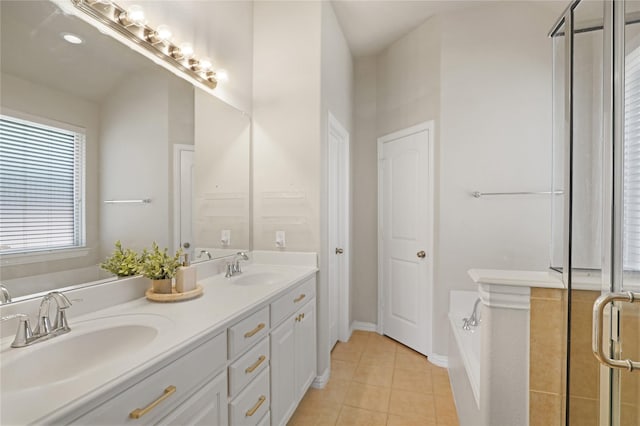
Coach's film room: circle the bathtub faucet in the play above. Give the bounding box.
[0,284,11,304]
[462,298,482,330]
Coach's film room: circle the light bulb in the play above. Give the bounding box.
[156,25,172,41]
[145,25,172,44]
[199,57,212,71]
[127,5,146,26]
[179,43,194,59]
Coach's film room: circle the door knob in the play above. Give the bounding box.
[335,248,344,254]
[417,250,426,259]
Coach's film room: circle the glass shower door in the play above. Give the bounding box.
[615,2,640,423]
[552,1,640,425]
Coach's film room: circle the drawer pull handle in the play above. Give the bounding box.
[294,294,306,303]
[129,385,176,419]
[246,395,266,417]
[245,355,267,374]
[244,322,265,338]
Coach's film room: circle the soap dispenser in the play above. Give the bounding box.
[176,253,196,293]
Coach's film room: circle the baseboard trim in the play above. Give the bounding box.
[350,321,378,334]
[312,367,330,389]
[428,353,449,368]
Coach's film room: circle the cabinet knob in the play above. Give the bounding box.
[335,247,344,254]
[417,250,426,259]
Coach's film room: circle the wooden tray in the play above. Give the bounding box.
[146,284,203,303]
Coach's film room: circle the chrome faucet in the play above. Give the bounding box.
[0,284,11,304]
[1,291,75,348]
[225,252,249,278]
[199,250,212,260]
[462,298,482,331]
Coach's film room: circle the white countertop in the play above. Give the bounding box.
[0,261,317,425]
[467,268,564,289]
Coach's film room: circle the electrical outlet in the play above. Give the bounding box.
[221,229,231,246]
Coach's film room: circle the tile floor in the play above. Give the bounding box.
[288,331,460,426]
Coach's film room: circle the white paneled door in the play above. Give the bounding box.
[378,122,433,356]
[173,145,194,258]
[328,113,350,348]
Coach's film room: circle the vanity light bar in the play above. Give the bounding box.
[71,0,218,89]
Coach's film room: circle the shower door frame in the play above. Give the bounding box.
[551,0,633,424]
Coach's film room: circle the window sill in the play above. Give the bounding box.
[0,247,90,267]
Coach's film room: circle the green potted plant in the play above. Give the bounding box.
[139,242,182,294]
[100,241,142,277]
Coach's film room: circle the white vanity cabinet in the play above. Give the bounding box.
[270,277,317,426]
[158,371,228,426]
[36,270,318,426]
[69,331,227,425]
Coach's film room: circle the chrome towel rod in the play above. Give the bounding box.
[471,191,563,198]
[104,199,152,204]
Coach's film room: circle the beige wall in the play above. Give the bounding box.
[99,71,171,255]
[436,2,562,354]
[321,0,354,350]
[194,89,251,251]
[118,0,254,113]
[352,56,378,323]
[252,1,322,253]
[253,0,353,379]
[0,73,101,279]
[351,1,564,355]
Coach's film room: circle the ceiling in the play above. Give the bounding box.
[331,0,474,56]
[1,1,158,103]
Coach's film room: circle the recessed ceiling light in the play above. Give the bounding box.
[62,33,83,45]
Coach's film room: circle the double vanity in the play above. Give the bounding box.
[0,252,318,426]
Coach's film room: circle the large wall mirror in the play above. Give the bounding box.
[0,0,251,302]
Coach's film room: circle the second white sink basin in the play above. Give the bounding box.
[233,271,286,286]
[1,313,172,392]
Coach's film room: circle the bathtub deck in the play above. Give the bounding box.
[288,331,459,426]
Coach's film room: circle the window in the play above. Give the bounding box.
[0,114,85,254]
[624,48,640,271]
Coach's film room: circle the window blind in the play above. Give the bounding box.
[624,48,640,271]
[0,114,85,254]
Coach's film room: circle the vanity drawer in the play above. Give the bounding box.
[229,368,270,426]
[229,336,270,397]
[71,331,227,425]
[271,276,315,326]
[228,307,269,359]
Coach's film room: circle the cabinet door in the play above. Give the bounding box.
[158,372,228,426]
[270,316,297,426]
[295,301,317,397]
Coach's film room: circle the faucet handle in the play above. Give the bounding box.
[1,314,34,348]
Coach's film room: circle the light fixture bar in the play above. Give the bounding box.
[71,0,217,89]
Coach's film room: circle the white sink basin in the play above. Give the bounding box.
[233,271,286,286]
[1,313,172,392]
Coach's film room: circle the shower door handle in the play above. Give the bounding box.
[592,291,640,372]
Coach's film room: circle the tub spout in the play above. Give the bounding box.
[463,298,482,330]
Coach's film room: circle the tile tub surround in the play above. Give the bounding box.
[0,251,317,424]
[529,287,567,426]
[288,331,459,426]
[529,288,640,426]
